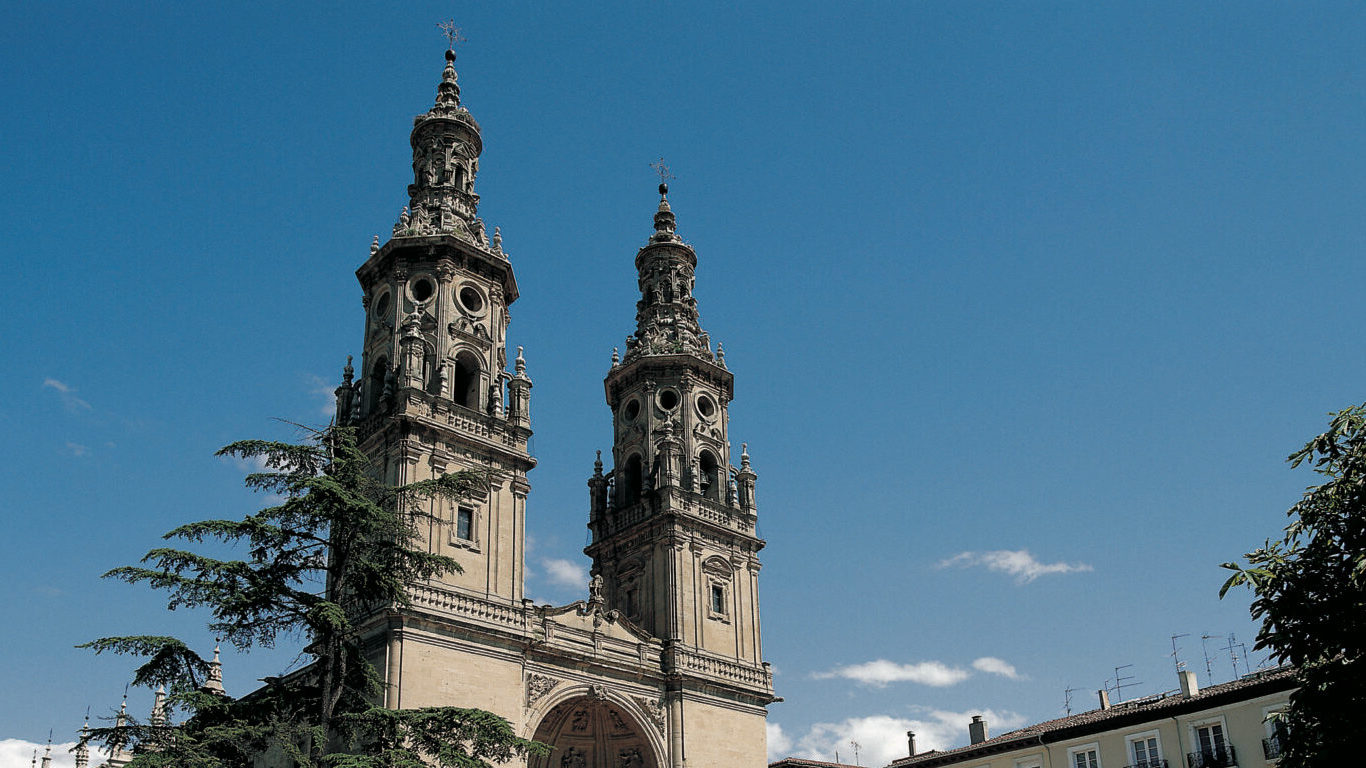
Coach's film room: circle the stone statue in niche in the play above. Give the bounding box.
[589,574,604,604]
[570,710,590,732]
[618,748,645,768]
[561,746,587,768]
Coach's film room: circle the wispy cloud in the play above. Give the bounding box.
[541,558,588,591]
[43,378,91,412]
[972,656,1021,679]
[766,722,792,762]
[308,375,338,418]
[814,659,970,687]
[64,442,89,457]
[773,708,1027,765]
[0,739,82,768]
[938,549,1093,584]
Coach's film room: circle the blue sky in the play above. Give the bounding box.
[2,2,1364,766]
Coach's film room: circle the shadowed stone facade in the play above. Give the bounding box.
[332,48,776,768]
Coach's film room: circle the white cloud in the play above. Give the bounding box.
[938,549,1093,584]
[43,378,91,412]
[309,374,338,418]
[814,659,970,688]
[64,442,89,457]
[784,709,1027,765]
[972,656,1021,679]
[541,558,588,591]
[766,722,793,762]
[0,739,81,768]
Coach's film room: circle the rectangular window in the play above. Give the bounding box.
[1069,746,1100,768]
[1193,723,1231,767]
[455,505,474,541]
[710,584,726,615]
[1131,736,1160,767]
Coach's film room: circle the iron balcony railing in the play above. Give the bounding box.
[1187,745,1236,768]
[1263,735,1283,760]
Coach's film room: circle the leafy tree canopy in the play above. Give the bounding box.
[80,425,546,767]
[1222,403,1366,767]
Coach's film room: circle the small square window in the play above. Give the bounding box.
[455,505,474,541]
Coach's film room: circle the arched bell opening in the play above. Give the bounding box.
[368,356,389,414]
[698,449,721,502]
[620,454,643,507]
[452,350,481,410]
[528,696,660,768]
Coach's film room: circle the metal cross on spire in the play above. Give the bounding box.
[437,19,467,51]
[650,158,676,186]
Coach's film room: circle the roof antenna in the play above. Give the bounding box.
[1171,633,1191,678]
[1113,664,1141,702]
[1200,634,1217,682]
[1064,686,1077,715]
[1219,633,1244,679]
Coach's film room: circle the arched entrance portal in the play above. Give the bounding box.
[530,696,660,768]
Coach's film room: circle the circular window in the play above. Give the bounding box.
[458,285,485,314]
[410,277,435,303]
[622,398,641,422]
[696,394,717,419]
[373,291,391,318]
[657,388,680,411]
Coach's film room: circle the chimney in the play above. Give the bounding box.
[969,715,988,745]
[907,731,917,757]
[1098,689,1111,710]
[1180,669,1200,698]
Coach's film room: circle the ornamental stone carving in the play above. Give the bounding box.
[525,673,559,707]
[632,695,666,735]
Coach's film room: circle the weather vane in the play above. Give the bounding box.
[437,19,466,51]
[650,158,675,187]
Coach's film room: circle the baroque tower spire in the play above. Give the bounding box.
[339,42,535,711]
[586,182,770,705]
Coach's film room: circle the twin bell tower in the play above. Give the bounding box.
[330,44,775,768]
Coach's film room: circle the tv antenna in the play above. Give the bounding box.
[1200,634,1216,681]
[849,740,862,766]
[1219,633,1245,678]
[1170,633,1191,677]
[1113,664,1141,702]
[1064,686,1078,715]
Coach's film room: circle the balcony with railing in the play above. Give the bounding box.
[1262,735,1282,761]
[1187,745,1236,768]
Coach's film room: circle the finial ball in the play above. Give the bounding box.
[658,182,669,196]
[446,49,456,62]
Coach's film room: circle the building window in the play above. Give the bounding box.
[1068,744,1100,768]
[1128,732,1162,768]
[1190,722,1234,768]
[709,583,726,616]
[451,505,478,550]
[1263,708,1287,761]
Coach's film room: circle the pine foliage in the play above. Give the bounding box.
[81,426,546,767]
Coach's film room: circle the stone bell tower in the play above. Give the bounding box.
[327,45,772,768]
[335,46,535,619]
[584,184,772,766]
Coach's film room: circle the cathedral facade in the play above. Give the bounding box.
[329,47,775,768]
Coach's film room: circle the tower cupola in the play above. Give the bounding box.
[397,48,488,246]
